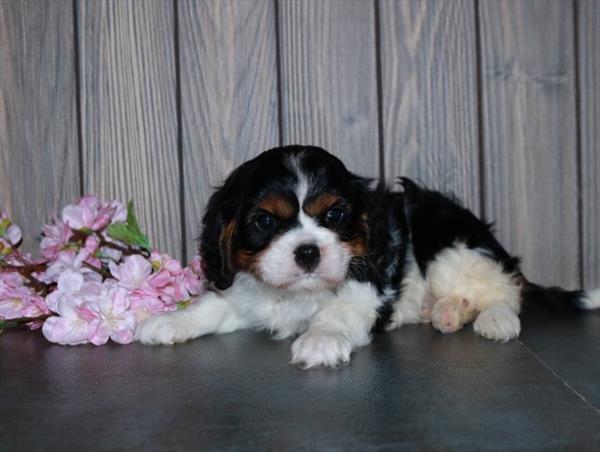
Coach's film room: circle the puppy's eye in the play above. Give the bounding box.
[324,207,344,225]
[254,213,275,231]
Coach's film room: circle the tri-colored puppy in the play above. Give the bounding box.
[135,145,599,368]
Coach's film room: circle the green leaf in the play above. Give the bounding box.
[106,200,151,251]
[0,218,10,236]
[177,300,192,310]
[126,200,140,231]
[106,224,151,251]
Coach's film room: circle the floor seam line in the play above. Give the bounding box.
[518,339,600,416]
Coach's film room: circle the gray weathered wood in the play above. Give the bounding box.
[278,0,379,177]
[179,0,279,257]
[479,0,579,288]
[380,0,480,213]
[0,0,79,253]
[579,0,600,290]
[78,0,181,259]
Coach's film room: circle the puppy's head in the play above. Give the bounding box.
[200,145,371,292]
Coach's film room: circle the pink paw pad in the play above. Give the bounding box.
[431,297,470,334]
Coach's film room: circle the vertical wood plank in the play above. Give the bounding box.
[579,0,600,289]
[278,0,379,177]
[179,0,279,257]
[380,0,480,212]
[78,0,181,258]
[0,0,79,252]
[479,0,579,287]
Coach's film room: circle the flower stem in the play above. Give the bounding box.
[95,232,150,258]
[0,314,51,332]
[82,261,110,278]
[0,261,52,294]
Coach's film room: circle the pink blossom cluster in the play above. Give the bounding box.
[0,197,204,345]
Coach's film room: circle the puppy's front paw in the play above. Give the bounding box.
[473,304,521,342]
[291,330,352,369]
[135,312,196,345]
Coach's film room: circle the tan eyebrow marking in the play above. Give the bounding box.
[258,195,295,219]
[304,193,341,217]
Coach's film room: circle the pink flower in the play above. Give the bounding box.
[0,285,49,320]
[189,255,204,278]
[129,291,168,322]
[150,251,182,273]
[61,196,126,231]
[92,286,137,344]
[109,255,152,290]
[0,212,22,255]
[4,225,22,245]
[0,212,21,244]
[40,218,73,259]
[183,267,203,296]
[42,270,138,345]
[42,270,104,345]
[77,235,101,267]
[42,301,102,346]
[0,271,24,292]
[40,250,102,284]
[147,252,204,304]
[150,271,185,305]
[1,268,49,320]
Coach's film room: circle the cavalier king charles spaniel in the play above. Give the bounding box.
[136,145,599,368]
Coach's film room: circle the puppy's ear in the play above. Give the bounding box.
[348,173,373,209]
[200,164,249,290]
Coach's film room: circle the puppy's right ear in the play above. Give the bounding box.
[200,165,249,291]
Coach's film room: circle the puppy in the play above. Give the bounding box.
[135,145,600,368]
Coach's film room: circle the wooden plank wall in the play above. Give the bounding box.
[479,0,579,288]
[0,0,79,253]
[1,0,598,290]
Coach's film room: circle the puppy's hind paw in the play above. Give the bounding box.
[291,330,352,369]
[431,297,468,334]
[135,312,196,345]
[473,304,521,342]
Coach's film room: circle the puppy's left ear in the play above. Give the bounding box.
[199,164,249,290]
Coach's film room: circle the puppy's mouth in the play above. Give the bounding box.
[272,272,343,291]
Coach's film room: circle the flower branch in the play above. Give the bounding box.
[0,197,205,345]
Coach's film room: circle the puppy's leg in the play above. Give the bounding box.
[427,244,521,341]
[291,281,381,368]
[389,259,432,329]
[135,291,246,345]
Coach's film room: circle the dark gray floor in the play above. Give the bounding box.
[1,310,599,451]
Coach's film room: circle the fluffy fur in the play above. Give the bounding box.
[136,145,599,367]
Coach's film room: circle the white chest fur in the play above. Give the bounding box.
[226,273,331,339]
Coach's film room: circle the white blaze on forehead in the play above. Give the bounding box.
[289,152,325,239]
[287,152,310,206]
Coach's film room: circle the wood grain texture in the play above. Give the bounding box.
[179,0,279,257]
[78,0,181,259]
[578,0,600,289]
[380,0,480,213]
[479,0,579,288]
[0,0,79,253]
[278,0,379,177]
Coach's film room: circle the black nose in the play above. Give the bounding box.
[294,244,321,272]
